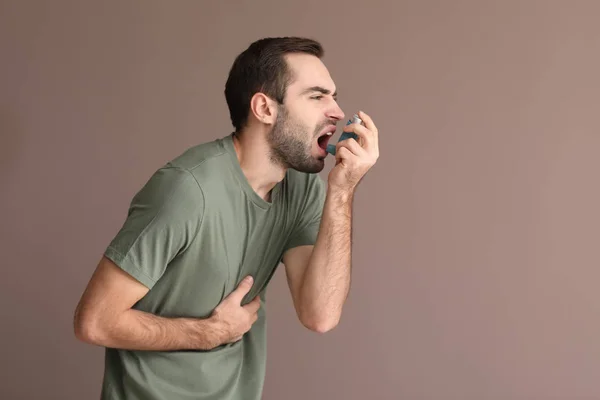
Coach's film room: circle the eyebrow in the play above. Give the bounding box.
[301,86,338,99]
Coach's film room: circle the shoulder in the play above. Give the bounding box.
[167,137,229,171]
[130,166,204,221]
[164,135,235,190]
[127,138,233,215]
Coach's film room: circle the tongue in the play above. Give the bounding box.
[317,135,329,150]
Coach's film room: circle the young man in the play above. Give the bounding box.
[74,36,379,400]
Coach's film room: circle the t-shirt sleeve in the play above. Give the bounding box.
[103,166,204,289]
[282,174,327,252]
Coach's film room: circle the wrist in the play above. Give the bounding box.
[206,314,229,348]
[184,316,223,350]
[327,186,354,204]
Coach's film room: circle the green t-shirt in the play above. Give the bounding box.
[100,133,326,400]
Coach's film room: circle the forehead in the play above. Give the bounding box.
[284,53,336,95]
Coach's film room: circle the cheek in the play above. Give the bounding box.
[291,117,313,137]
[283,106,318,136]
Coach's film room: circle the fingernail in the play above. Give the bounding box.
[245,276,253,283]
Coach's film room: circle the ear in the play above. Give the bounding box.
[249,92,278,125]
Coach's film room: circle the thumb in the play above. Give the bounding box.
[229,276,254,303]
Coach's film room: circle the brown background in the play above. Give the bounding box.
[1,1,599,399]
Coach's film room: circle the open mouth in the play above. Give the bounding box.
[317,126,336,151]
[317,134,332,151]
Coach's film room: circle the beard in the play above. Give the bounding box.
[267,105,330,174]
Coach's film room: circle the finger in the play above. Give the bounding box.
[336,138,366,158]
[244,297,261,315]
[243,295,261,314]
[335,145,355,165]
[357,110,378,138]
[227,276,254,304]
[342,123,375,149]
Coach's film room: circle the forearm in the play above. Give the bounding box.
[299,188,353,330]
[79,309,223,351]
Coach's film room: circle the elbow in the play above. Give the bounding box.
[73,316,95,344]
[73,308,104,345]
[300,314,340,334]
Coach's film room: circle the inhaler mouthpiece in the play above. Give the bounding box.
[326,114,363,155]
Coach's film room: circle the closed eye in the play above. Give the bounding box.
[302,86,337,102]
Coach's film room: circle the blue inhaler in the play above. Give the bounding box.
[326,114,362,156]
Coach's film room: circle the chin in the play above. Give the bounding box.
[308,159,326,173]
[292,159,325,174]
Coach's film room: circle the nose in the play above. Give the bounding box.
[326,101,345,122]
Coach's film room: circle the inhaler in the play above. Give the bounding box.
[326,114,363,156]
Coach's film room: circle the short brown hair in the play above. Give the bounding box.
[224,36,324,132]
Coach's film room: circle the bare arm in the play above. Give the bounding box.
[73,256,260,351]
[283,189,353,333]
[282,111,379,333]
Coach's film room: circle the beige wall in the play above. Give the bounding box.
[2,1,599,399]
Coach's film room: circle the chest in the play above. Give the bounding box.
[197,198,295,300]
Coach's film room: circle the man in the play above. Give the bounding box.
[74,36,379,400]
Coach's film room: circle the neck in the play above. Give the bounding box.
[231,129,286,201]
